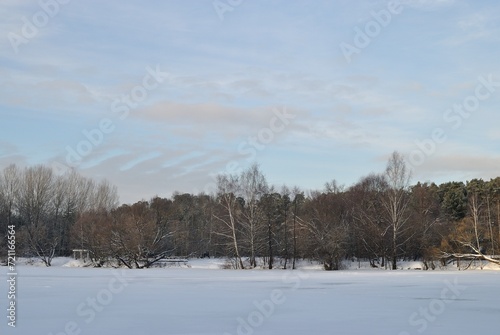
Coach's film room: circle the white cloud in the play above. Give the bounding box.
[120,152,163,172]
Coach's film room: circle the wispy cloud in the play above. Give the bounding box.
[79,149,130,170]
[120,151,163,172]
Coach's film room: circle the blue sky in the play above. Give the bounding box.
[1,0,500,203]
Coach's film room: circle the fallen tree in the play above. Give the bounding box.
[441,243,500,266]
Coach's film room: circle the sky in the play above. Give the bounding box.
[1,0,500,204]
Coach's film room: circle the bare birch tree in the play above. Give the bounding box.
[383,151,412,270]
[214,173,244,269]
[239,163,268,268]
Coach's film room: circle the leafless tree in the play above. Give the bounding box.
[17,165,56,266]
[350,173,389,267]
[109,201,172,269]
[303,191,349,270]
[239,164,268,268]
[71,210,113,266]
[0,164,21,261]
[90,179,119,212]
[214,173,244,269]
[291,187,304,270]
[0,164,21,227]
[279,186,292,269]
[382,151,412,270]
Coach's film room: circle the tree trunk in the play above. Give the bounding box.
[487,196,495,255]
[292,201,297,270]
[283,206,288,269]
[497,199,499,254]
[268,217,273,269]
[392,224,397,270]
[227,205,243,269]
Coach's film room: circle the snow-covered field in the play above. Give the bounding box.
[2,258,499,335]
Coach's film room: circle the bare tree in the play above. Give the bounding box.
[280,186,292,269]
[350,174,389,267]
[239,164,268,268]
[109,201,172,269]
[50,174,72,255]
[291,187,304,269]
[468,187,483,252]
[303,191,349,270]
[260,191,283,269]
[0,164,20,227]
[441,216,500,267]
[71,210,113,266]
[72,173,96,214]
[214,173,244,269]
[0,164,21,262]
[383,151,412,270]
[90,179,119,212]
[17,165,56,266]
[68,175,119,265]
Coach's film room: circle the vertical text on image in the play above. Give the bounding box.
[7,224,17,328]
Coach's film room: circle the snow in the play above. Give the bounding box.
[2,259,499,335]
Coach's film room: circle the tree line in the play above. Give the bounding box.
[1,152,499,269]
